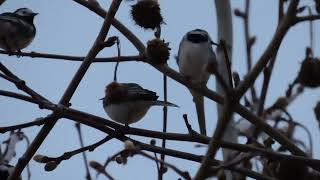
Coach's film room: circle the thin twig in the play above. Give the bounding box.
[75,123,92,180]
[0,63,50,106]
[113,38,121,81]
[257,0,284,118]
[194,98,234,180]
[138,150,191,180]
[160,74,168,180]
[0,118,48,134]
[39,136,113,163]
[235,0,299,99]
[0,50,141,63]
[293,14,320,24]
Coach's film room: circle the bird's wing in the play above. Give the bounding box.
[208,48,217,63]
[0,13,30,37]
[0,13,23,26]
[176,34,187,66]
[124,83,159,101]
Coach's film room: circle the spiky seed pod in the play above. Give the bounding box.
[131,0,163,29]
[44,161,59,172]
[297,57,320,88]
[147,38,170,64]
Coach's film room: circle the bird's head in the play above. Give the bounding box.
[185,29,210,44]
[14,8,38,19]
[101,81,127,103]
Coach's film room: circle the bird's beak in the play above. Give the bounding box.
[211,40,218,46]
[99,97,105,101]
[32,13,38,17]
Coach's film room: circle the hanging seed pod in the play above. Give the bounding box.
[131,0,164,29]
[297,57,320,88]
[147,38,170,64]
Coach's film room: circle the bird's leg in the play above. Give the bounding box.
[125,123,129,130]
[16,49,22,58]
[115,123,130,137]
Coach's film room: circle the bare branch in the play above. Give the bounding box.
[0,118,48,134]
[0,50,142,62]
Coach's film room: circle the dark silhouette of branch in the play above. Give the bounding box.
[35,136,113,164]
[0,50,141,62]
[75,123,92,180]
[195,97,234,179]
[0,118,49,134]
[235,0,299,99]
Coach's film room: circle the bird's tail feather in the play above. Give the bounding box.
[192,91,206,136]
[152,100,179,107]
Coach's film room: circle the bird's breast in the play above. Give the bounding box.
[178,43,212,82]
[104,101,152,124]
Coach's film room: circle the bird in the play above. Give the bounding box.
[101,81,178,126]
[177,29,217,135]
[0,8,38,54]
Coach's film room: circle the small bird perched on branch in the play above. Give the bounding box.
[177,29,217,135]
[0,8,38,54]
[101,81,178,126]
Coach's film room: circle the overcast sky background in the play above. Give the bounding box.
[0,0,320,179]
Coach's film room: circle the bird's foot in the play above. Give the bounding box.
[116,123,130,137]
[16,49,22,58]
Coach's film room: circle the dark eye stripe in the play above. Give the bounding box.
[187,33,208,43]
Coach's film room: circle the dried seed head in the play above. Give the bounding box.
[297,57,320,88]
[44,161,59,172]
[147,38,170,64]
[124,140,135,150]
[131,0,163,29]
